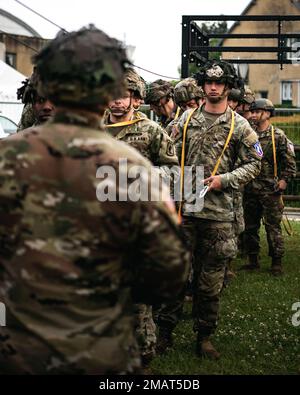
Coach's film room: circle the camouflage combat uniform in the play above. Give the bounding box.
[243,126,297,262]
[175,105,262,338]
[104,112,178,166]
[105,70,179,363]
[0,26,189,375]
[16,103,35,132]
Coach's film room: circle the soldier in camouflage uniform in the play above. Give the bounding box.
[227,88,243,112]
[232,87,256,259]
[16,68,55,132]
[236,87,256,121]
[174,78,204,112]
[242,99,297,275]
[170,60,262,359]
[145,79,179,129]
[224,85,255,280]
[104,69,178,168]
[168,78,204,139]
[104,68,178,366]
[0,26,189,374]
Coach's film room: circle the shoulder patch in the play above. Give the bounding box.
[253,141,263,157]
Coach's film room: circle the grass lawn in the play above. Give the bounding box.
[151,222,300,375]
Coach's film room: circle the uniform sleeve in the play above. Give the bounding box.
[150,124,179,166]
[220,119,262,189]
[131,192,189,306]
[278,135,297,182]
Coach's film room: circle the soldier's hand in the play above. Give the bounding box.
[203,175,222,191]
[277,179,287,191]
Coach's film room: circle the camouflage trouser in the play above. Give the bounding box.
[153,288,185,331]
[243,192,284,258]
[182,217,237,336]
[134,304,156,358]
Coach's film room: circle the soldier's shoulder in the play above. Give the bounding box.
[234,111,251,130]
[139,117,162,130]
[135,111,148,120]
[233,113,258,142]
[180,107,203,126]
[273,126,288,139]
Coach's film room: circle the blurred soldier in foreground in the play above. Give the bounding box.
[16,68,55,132]
[104,68,178,367]
[170,60,262,359]
[242,99,296,275]
[0,26,189,374]
[145,79,179,129]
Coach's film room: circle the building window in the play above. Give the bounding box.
[281,81,292,104]
[5,52,16,69]
[259,91,268,99]
[286,37,300,63]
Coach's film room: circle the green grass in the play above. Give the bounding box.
[151,222,300,375]
[272,122,300,145]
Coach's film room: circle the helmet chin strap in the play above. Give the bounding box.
[123,93,134,113]
[109,93,134,116]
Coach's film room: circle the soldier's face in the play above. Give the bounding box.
[178,98,199,111]
[33,96,55,123]
[250,109,270,126]
[150,97,174,118]
[109,90,133,116]
[204,81,227,103]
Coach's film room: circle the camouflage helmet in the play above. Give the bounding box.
[33,25,129,109]
[174,78,204,104]
[194,60,238,89]
[17,67,40,104]
[145,79,174,104]
[242,87,255,105]
[228,88,243,103]
[250,98,275,117]
[124,68,146,99]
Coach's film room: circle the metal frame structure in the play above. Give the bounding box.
[181,15,300,78]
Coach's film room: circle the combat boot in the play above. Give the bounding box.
[156,327,173,355]
[271,257,283,276]
[196,334,220,360]
[240,254,260,271]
